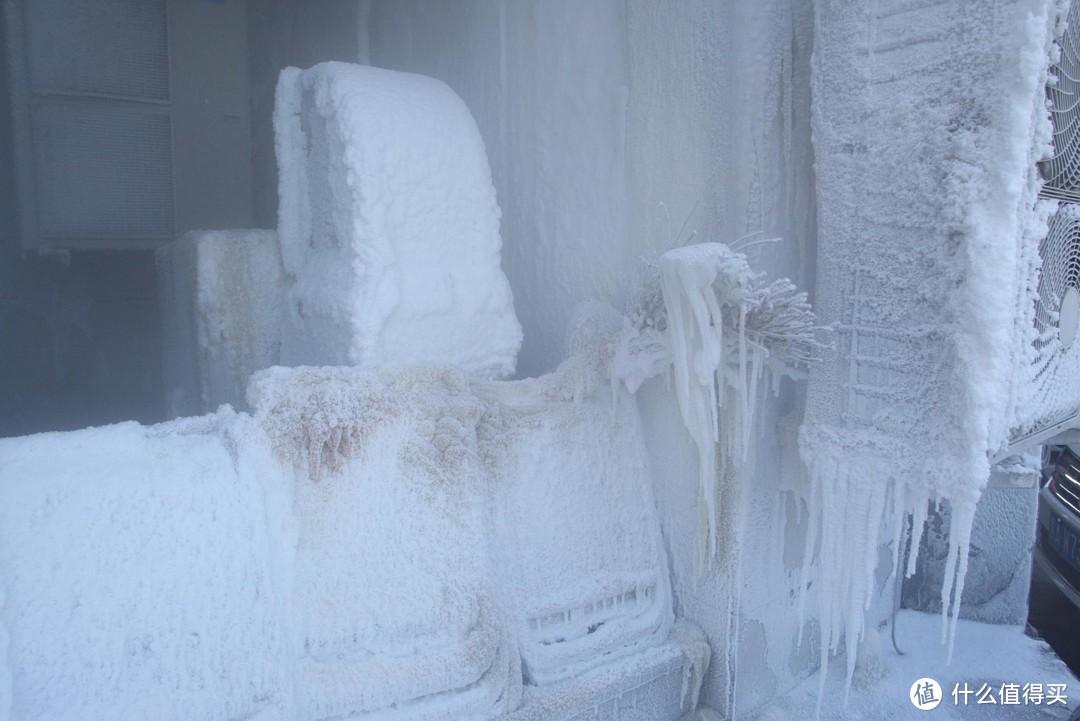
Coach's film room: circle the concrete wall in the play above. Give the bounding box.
[362,2,820,716]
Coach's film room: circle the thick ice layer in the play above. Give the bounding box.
[157,229,285,416]
[802,0,1062,701]
[274,62,522,378]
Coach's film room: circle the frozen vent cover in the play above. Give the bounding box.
[1035,205,1080,353]
[1004,2,1080,456]
[1008,202,1080,449]
[1041,0,1080,202]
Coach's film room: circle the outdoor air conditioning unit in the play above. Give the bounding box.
[999,0,1080,461]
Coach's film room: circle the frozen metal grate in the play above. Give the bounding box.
[24,0,169,101]
[1042,0,1080,201]
[1050,449,1080,516]
[1005,202,1080,456]
[31,99,174,239]
[1002,5,1080,456]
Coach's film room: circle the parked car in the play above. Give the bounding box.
[1035,445,1080,610]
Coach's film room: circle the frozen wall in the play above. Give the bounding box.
[364,1,818,716]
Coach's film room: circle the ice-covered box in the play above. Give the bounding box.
[274,62,522,378]
[481,385,675,686]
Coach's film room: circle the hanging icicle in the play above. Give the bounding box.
[613,241,819,559]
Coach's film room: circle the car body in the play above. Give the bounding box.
[1035,445,1080,609]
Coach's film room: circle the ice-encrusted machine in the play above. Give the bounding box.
[157,62,710,721]
[998,0,1080,462]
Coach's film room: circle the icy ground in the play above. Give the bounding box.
[760,610,1077,720]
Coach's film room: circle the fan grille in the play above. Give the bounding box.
[1022,202,1080,439]
[1005,4,1080,450]
[1043,0,1080,198]
[1034,204,1080,363]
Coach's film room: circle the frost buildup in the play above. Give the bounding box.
[274,63,522,378]
[800,0,1064,707]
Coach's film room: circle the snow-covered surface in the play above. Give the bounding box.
[0,357,704,720]
[0,413,295,721]
[274,62,522,378]
[249,365,521,720]
[8,2,1076,719]
[800,0,1063,698]
[365,2,823,713]
[770,611,1076,720]
[157,229,285,416]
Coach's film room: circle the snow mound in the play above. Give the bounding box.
[274,62,522,378]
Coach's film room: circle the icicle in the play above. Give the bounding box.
[906,498,929,578]
[941,497,976,664]
[795,457,821,645]
[660,243,761,557]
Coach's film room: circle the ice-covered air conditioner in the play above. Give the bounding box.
[999,0,1080,460]
[800,0,1064,683]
